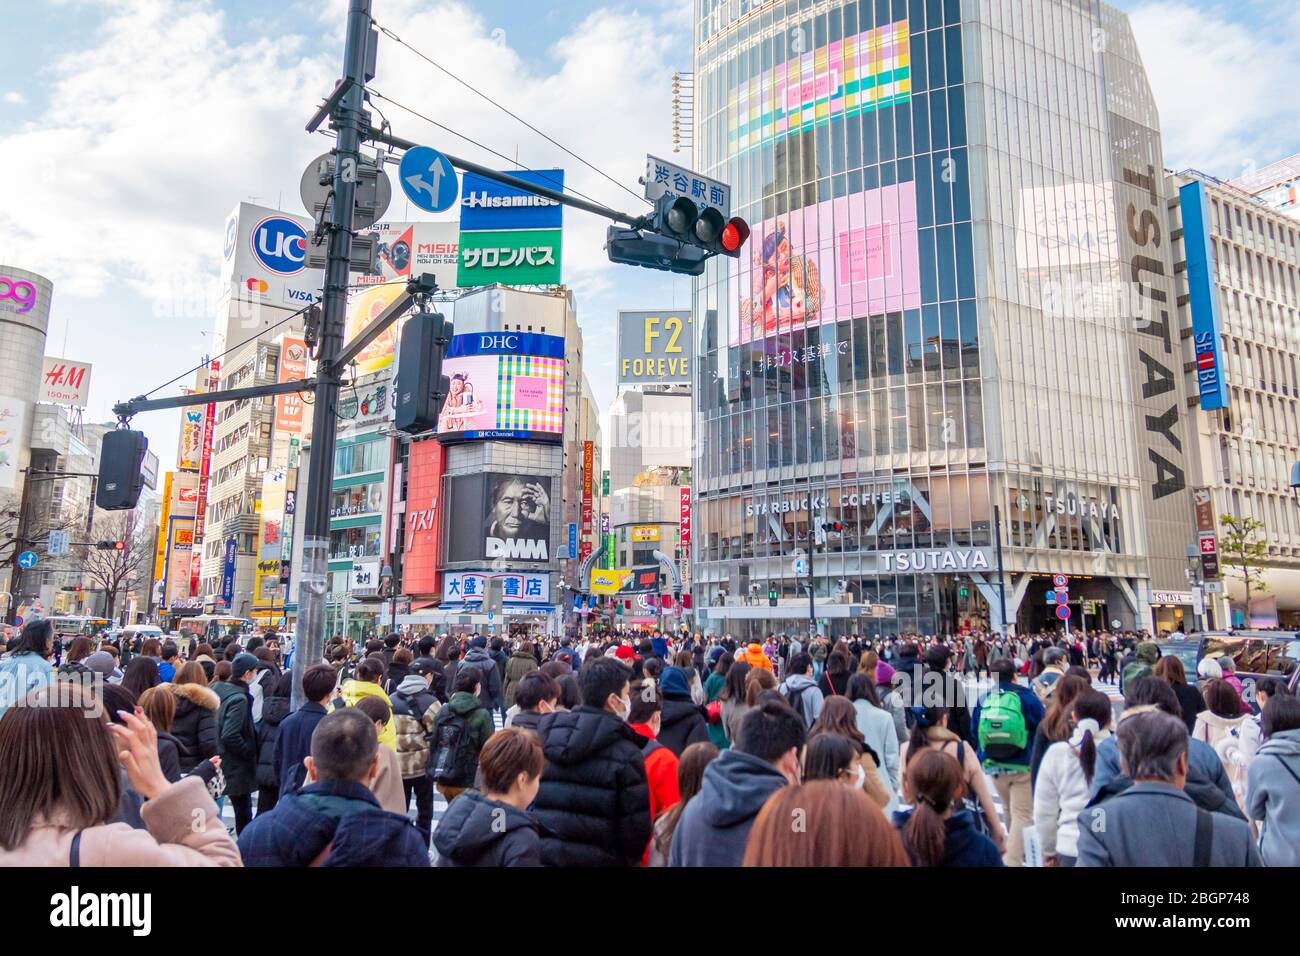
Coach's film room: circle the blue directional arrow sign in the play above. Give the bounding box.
[399,146,459,213]
[17,550,38,570]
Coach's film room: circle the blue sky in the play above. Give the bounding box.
[1,0,1297,473]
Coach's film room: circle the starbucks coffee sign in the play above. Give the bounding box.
[877,548,993,573]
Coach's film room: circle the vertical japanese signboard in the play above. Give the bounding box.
[190,360,220,597]
[581,440,594,560]
[680,487,692,559]
[1192,487,1220,580]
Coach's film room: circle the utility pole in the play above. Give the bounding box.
[292,0,373,710]
[994,504,1008,640]
[806,510,816,641]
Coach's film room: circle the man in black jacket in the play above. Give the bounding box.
[531,657,651,866]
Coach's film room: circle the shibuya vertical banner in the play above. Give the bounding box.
[190,360,220,597]
[581,440,594,560]
[1179,179,1230,411]
[729,182,921,345]
[275,337,308,432]
[680,487,692,558]
[458,168,563,286]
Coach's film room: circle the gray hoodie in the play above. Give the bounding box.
[1246,727,1300,867]
[777,673,823,727]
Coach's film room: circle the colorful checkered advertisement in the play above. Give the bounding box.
[438,332,566,442]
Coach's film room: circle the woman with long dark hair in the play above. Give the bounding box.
[0,619,55,718]
[1154,655,1205,734]
[894,749,1002,867]
[1032,689,1112,867]
[818,648,852,698]
[1029,670,1091,788]
[120,655,161,698]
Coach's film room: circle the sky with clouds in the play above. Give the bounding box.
[1,0,1297,473]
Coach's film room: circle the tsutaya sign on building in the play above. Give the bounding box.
[877,549,993,573]
[1043,493,1121,522]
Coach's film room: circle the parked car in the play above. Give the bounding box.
[1196,630,1300,705]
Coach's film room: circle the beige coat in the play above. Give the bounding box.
[370,744,409,814]
[0,776,241,867]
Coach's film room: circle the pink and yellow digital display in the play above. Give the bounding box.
[729,181,921,345]
[728,20,911,155]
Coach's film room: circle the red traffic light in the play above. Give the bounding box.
[114,541,125,551]
[721,217,750,255]
[821,521,843,533]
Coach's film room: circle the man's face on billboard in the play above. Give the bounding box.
[493,479,527,535]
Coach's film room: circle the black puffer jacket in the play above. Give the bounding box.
[658,696,710,757]
[532,706,652,867]
[432,789,541,867]
[166,682,219,774]
[256,672,294,788]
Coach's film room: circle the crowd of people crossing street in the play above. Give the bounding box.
[1,617,1298,869]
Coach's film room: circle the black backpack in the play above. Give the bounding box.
[429,710,477,785]
[784,683,810,727]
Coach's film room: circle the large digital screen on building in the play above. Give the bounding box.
[437,332,564,442]
[728,182,920,346]
[728,20,911,156]
[444,472,554,564]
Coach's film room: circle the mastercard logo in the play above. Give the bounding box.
[246,278,269,294]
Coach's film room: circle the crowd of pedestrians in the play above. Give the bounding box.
[0,616,1297,868]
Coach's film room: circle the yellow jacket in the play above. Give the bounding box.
[335,678,397,750]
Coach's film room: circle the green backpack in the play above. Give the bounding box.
[977,688,1028,766]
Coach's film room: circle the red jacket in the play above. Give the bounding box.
[629,722,681,865]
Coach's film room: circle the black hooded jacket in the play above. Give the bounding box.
[532,705,652,867]
[432,790,541,867]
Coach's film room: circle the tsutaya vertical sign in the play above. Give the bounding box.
[1103,9,1190,590]
[581,440,594,560]
[190,360,220,597]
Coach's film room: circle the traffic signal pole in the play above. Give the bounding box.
[292,0,373,711]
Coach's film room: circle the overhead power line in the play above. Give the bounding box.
[367,89,619,213]
[374,22,649,208]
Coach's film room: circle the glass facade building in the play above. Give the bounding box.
[690,0,1196,637]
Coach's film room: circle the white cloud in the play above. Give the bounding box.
[2,91,25,105]
[0,0,690,306]
[1127,1,1300,175]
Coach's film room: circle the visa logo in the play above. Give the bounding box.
[286,288,317,303]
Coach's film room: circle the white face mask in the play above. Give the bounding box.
[614,695,631,722]
[854,763,866,789]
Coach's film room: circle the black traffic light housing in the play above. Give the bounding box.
[96,429,148,511]
[95,541,125,551]
[649,193,750,259]
[606,226,708,276]
[821,521,843,534]
[605,189,749,276]
[393,311,453,435]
